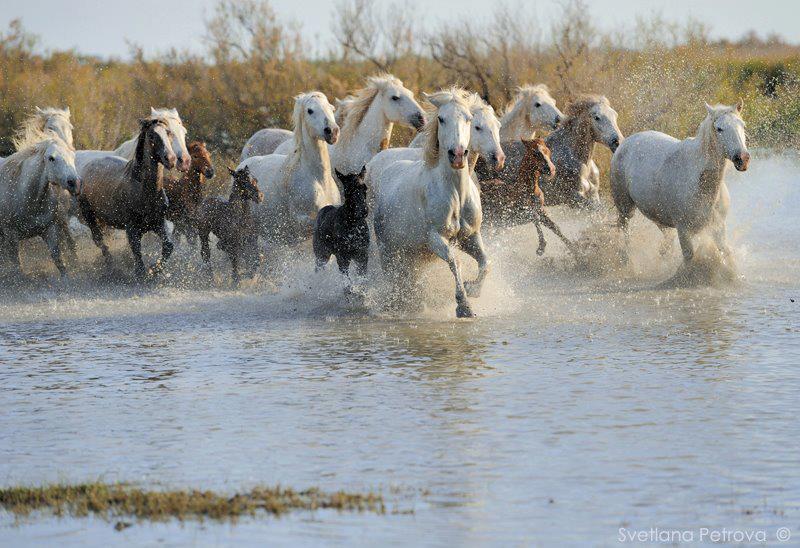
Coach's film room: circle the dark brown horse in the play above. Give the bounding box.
[78,118,177,279]
[164,141,215,244]
[479,138,574,255]
[197,166,263,284]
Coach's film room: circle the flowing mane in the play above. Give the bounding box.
[282,92,332,188]
[13,107,72,151]
[501,84,553,138]
[124,118,166,181]
[334,95,357,126]
[422,87,470,168]
[338,74,403,143]
[0,137,56,184]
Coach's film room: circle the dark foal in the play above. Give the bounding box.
[313,167,369,278]
[480,138,574,256]
[197,166,263,284]
[164,141,215,244]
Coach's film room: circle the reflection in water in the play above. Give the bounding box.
[1,153,799,545]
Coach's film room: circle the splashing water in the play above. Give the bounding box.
[1,151,798,545]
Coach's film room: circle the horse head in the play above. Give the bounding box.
[43,136,81,196]
[295,92,339,145]
[706,100,750,171]
[189,141,215,179]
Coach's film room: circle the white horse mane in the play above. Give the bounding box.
[150,107,181,123]
[13,107,72,151]
[1,136,63,183]
[338,74,404,143]
[422,87,470,168]
[282,91,332,188]
[501,84,553,137]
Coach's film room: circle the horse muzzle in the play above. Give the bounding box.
[410,112,426,130]
[733,151,751,171]
[448,148,467,170]
[204,167,215,179]
[493,150,506,171]
[66,177,82,196]
[609,136,621,153]
[324,126,339,145]
[552,115,563,129]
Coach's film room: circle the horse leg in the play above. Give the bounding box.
[537,208,576,255]
[153,221,174,274]
[460,231,490,299]
[529,207,547,256]
[428,230,474,318]
[655,223,675,257]
[80,200,111,261]
[125,227,147,280]
[57,213,78,262]
[354,249,369,278]
[4,231,21,273]
[677,227,695,263]
[335,253,351,277]
[43,223,67,279]
[229,247,240,286]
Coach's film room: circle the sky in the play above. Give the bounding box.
[1,0,797,59]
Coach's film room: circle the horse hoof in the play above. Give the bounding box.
[464,281,482,298]
[456,302,476,318]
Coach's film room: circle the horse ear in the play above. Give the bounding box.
[358,165,367,179]
[704,103,714,115]
[736,98,744,113]
[334,168,345,181]
[65,106,70,115]
[150,107,158,116]
[227,166,237,177]
[35,106,43,114]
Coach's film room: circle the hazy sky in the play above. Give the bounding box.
[2,0,797,58]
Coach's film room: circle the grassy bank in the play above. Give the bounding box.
[0,482,386,526]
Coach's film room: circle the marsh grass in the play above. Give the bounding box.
[0,482,386,524]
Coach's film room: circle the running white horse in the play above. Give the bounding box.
[75,107,190,174]
[499,84,564,141]
[373,88,488,318]
[0,131,80,277]
[610,100,750,266]
[244,75,426,173]
[238,91,340,245]
[366,91,505,191]
[0,107,74,167]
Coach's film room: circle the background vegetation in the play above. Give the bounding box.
[1,0,798,172]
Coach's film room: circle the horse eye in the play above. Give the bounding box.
[594,116,601,121]
[535,102,541,108]
[438,116,444,124]
[716,127,723,133]
[307,108,314,115]
[475,125,482,131]
[48,156,55,162]
[391,95,400,101]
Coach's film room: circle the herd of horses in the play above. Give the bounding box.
[0,74,750,317]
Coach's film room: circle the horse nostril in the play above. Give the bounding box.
[324,127,332,135]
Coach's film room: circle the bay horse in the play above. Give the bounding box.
[164,141,215,244]
[610,101,749,271]
[479,138,574,255]
[197,166,263,285]
[77,118,177,279]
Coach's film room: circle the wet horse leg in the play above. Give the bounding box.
[460,231,490,298]
[428,230,474,318]
[79,200,111,263]
[125,227,147,280]
[530,208,547,255]
[154,220,174,273]
[536,206,575,254]
[43,223,67,279]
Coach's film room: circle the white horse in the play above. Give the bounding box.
[366,91,505,191]
[0,132,80,277]
[610,101,749,266]
[237,95,355,160]
[251,75,426,174]
[499,84,563,141]
[373,89,488,318]
[238,91,340,245]
[76,107,190,174]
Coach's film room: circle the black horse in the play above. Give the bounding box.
[313,167,369,278]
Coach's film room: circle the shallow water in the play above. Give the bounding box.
[1,151,799,546]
